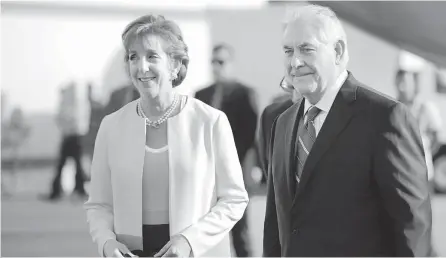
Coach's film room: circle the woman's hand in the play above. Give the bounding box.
[154,234,192,257]
[103,239,137,257]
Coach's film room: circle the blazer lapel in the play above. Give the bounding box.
[111,101,146,245]
[281,98,304,199]
[295,74,358,197]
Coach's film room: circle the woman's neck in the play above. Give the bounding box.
[140,92,175,118]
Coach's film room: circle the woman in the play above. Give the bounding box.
[84,15,249,257]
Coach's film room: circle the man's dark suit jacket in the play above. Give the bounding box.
[104,86,139,116]
[195,82,258,164]
[263,73,433,257]
[258,98,294,177]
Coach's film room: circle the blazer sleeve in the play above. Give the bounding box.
[84,115,116,256]
[262,117,281,257]
[373,103,433,256]
[180,112,249,257]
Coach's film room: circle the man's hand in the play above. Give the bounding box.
[154,234,192,257]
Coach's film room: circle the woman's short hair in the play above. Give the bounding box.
[122,14,189,87]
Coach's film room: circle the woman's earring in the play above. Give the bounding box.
[171,71,177,81]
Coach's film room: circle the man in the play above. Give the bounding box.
[84,83,105,159]
[258,79,300,180]
[44,82,89,200]
[395,69,443,182]
[263,5,433,257]
[195,44,257,257]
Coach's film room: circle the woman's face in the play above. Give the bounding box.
[127,35,177,99]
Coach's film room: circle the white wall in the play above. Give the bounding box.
[1,6,212,115]
[343,21,400,97]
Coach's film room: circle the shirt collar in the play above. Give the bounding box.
[304,70,348,115]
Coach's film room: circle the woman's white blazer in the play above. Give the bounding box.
[84,98,249,257]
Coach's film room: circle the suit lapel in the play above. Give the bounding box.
[294,74,359,197]
[281,98,303,199]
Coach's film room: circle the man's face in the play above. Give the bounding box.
[397,72,417,102]
[212,48,233,82]
[282,18,339,100]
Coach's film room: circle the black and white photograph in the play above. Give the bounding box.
[2,0,446,257]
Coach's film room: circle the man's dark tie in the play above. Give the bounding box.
[296,106,321,183]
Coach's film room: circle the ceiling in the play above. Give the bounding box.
[273,1,446,68]
[316,1,446,68]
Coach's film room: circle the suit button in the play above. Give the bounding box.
[292,229,299,234]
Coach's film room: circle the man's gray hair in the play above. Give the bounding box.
[283,4,349,66]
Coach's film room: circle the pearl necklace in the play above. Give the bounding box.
[137,95,179,129]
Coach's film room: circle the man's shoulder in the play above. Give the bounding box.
[102,100,136,125]
[349,79,410,127]
[354,82,399,110]
[195,84,216,97]
[233,81,255,95]
[263,99,294,120]
[110,86,129,98]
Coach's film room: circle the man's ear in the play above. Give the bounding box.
[334,39,346,65]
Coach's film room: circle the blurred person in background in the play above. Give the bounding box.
[395,69,443,183]
[1,90,8,124]
[84,83,105,160]
[42,82,88,201]
[85,82,139,160]
[1,103,30,196]
[257,78,301,182]
[103,84,139,116]
[84,15,248,257]
[194,43,257,257]
[263,4,432,256]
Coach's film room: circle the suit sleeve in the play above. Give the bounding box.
[180,112,249,257]
[84,116,116,256]
[373,103,433,257]
[263,117,281,257]
[237,89,259,161]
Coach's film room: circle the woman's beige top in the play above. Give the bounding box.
[142,144,169,225]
